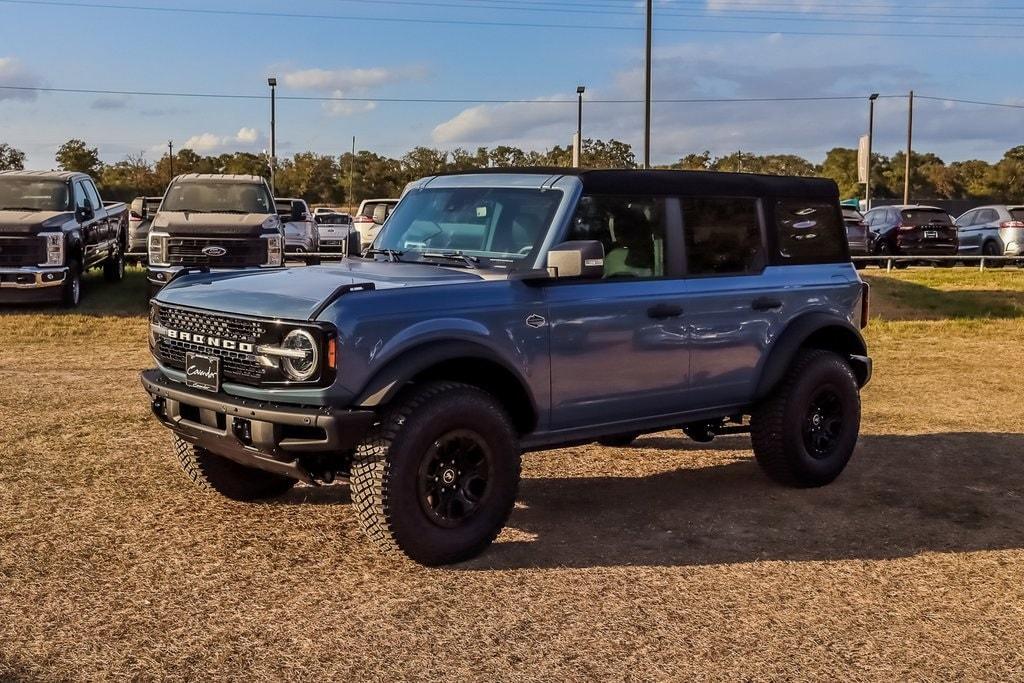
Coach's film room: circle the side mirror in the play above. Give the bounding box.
[77,201,94,223]
[290,201,304,222]
[546,240,605,279]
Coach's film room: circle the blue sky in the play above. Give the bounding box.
[1,0,1023,169]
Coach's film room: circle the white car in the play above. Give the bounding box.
[276,198,320,261]
[354,198,399,249]
[315,212,359,255]
[313,207,339,216]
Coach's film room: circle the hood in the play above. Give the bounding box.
[152,211,276,237]
[0,210,71,235]
[155,258,487,320]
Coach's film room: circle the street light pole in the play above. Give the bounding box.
[867,93,879,210]
[643,0,653,169]
[167,140,174,182]
[904,89,914,205]
[349,135,355,213]
[268,77,277,194]
[576,85,585,168]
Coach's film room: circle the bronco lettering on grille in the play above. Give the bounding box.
[165,328,254,353]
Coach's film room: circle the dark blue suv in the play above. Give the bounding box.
[142,169,872,565]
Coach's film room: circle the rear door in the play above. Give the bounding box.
[677,196,781,409]
[955,210,980,253]
[546,194,691,429]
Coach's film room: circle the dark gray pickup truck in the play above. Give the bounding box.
[0,171,127,307]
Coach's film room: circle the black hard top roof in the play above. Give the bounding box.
[436,167,839,200]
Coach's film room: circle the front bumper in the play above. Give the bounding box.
[0,266,68,303]
[141,369,376,483]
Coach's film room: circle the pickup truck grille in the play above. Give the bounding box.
[154,304,269,385]
[0,237,45,267]
[167,238,266,267]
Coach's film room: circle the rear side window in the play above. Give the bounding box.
[900,209,951,226]
[1011,209,1024,222]
[977,209,998,224]
[775,200,847,264]
[683,197,764,276]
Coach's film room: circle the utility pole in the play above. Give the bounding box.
[904,90,914,205]
[167,140,174,181]
[643,0,653,169]
[349,136,356,213]
[867,93,879,210]
[575,85,585,168]
[268,77,277,194]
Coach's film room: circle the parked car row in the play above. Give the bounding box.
[841,203,1024,264]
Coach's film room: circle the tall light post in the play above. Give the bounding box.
[268,77,277,193]
[904,89,914,205]
[575,85,585,168]
[643,0,653,169]
[866,93,879,210]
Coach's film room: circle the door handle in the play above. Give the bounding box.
[647,303,684,319]
[752,298,783,311]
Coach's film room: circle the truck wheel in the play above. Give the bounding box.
[750,349,861,488]
[62,262,82,308]
[103,247,125,282]
[597,433,639,447]
[350,381,521,565]
[983,241,1004,268]
[172,435,296,501]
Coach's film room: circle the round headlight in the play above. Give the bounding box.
[281,329,319,381]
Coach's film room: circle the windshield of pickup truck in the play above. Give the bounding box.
[0,178,71,212]
[375,187,562,262]
[161,181,272,214]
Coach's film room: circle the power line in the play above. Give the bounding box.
[4,0,1024,38]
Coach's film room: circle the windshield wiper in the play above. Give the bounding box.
[418,251,486,269]
[365,248,405,262]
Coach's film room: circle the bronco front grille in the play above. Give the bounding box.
[154,304,269,385]
[0,237,45,267]
[167,237,266,267]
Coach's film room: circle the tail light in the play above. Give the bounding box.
[1000,221,1024,229]
[130,211,143,220]
[897,223,914,231]
[354,215,373,223]
[860,281,870,329]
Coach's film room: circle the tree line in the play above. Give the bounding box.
[1,138,1023,205]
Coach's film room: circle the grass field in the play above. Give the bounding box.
[2,267,1023,681]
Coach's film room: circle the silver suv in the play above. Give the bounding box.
[955,205,1024,259]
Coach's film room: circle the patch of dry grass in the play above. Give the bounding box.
[2,270,1023,681]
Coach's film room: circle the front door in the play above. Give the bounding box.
[546,195,690,430]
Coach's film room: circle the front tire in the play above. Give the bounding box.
[350,382,521,566]
[61,261,82,308]
[172,435,296,501]
[750,349,861,488]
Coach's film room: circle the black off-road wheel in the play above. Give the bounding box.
[61,261,82,308]
[597,433,640,448]
[103,247,125,282]
[750,349,861,488]
[172,435,296,501]
[349,382,521,566]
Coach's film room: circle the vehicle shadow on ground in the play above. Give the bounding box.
[461,432,1024,570]
[0,267,149,318]
[862,275,1024,320]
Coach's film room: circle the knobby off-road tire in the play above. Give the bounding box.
[350,381,521,566]
[172,434,296,501]
[750,349,861,488]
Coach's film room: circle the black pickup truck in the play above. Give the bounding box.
[0,171,127,307]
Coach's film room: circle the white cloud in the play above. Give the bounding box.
[182,127,267,153]
[0,57,42,102]
[279,64,427,118]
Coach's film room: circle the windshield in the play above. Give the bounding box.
[161,181,272,214]
[317,214,352,225]
[375,187,562,262]
[0,178,71,212]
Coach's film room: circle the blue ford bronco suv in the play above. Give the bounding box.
[142,169,872,566]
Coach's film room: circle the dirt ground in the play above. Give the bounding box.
[1,268,1023,681]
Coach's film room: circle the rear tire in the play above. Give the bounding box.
[103,247,125,282]
[349,382,521,566]
[983,241,1004,268]
[750,349,861,488]
[172,435,296,501]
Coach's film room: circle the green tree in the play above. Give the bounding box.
[667,151,712,170]
[949,160,994,200]
[275,152,341,204]
[488,145,530,168]
[0,143,26,171]
[55,139,102,177]
[100,153,160,201]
